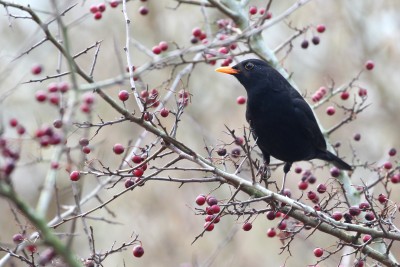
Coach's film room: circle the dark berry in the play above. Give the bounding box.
[79,138,89,147]
[139,6,149,15]
[133,245,144,257]
[354,133,361,141]
[266,211,276,220]
[330,167,340,177]
[365,212,375,221]
[365,60,374,70]
[13,233,24,244]
[311,36,320,45]
[125,178,135,188]
[301,40,309,49]
[316,184,327,193]
[242,222,252,231]
[217,148,227,156]
[206,196,218,206]
[349,206,361,216]
[388,148,397,156]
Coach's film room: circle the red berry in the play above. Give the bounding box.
[26,244,37,253]
[358,88,367,97]
[70,171,80,181]
[94,12,102,20]
[301,40,309,49]
[204,222,214,231]
[383,161,392,170]
[316,184,327,193]
[143,112,153,121]
[236,96,246,105]
[365,60,374,70]
[313,247,323,257]
[359,202,370,211]
[160,108,169,118]
[140,90,149,98]
[13,233,24,244]
[113,143,125,154]
[51,162,59,169]
[83,92,95,104]
[326,106,335,115]
[133,168,144,177]
[81,103,92,113]
[79,138,89,147]
[259,8,265,15]
[196,195,206,206]
[266,211,276,220]
[17,125,25,135]
[330,167,340,177]
[266,227,276,237]
[316,24,326,33]
[234,137,244,146]
[265,11,272,19]
[118,90,129,101]
[31,64,42,75]
[206,196,218,206]
[192,27,202,37]
[355,259,365,267]
[278,220,287,230]
[249,6,257,15]
[98,3,106,12]
[131,155,143,164]
[391,174,400,184]
[59,81,69,93]
[9,118,18,127]
[331,211,343,221]
[298,181,308,190]
[242,222,252,231]
[294,166,302,174]
[365,212,375,221]
[349,206,361,216]
[312,36,320,45]
[139,6,149,15]
[354,133,361,141]
[47,82,58,92]
[110,1,119,8]
[90,5,98,13]
[389,148,397,156]
[340,91,349,100]
[133,245,144,257]
[125,178,135,188]
[307,191,317,200]
[210,204,221,214]
[362,234,372,243]
[218,46,229,54]
[378,193,387,204]
[35,90,47,102]
[152,46,161,55]
[159,41,168,51]
[82,146,91,154]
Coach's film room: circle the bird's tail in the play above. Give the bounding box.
[318,151,352,171]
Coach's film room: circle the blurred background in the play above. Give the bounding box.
[0,0,399,266]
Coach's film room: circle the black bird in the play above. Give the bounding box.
[215,59,351,188]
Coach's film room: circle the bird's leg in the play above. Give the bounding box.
[280,162,293,194]
[257,161,271,185]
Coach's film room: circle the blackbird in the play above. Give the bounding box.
[215,59,351,185]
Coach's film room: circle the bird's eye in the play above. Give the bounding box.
[244,62,254,70]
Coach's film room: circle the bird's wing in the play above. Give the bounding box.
[290,91,326,151]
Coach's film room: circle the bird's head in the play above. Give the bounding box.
[215,59,278,92]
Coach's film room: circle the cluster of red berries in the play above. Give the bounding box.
[79,137,91,155]
[152,41,168,55]
[80,92,96,113]
[140,89,160,108]
[177,89,189,108]
[35,81,70,106]
[90,3,106,20]
[125,154,148,188]
[35,124,63,148]
[0,136,19,177]
[301,24,325,49]
[265,210,288,237]
[311,86,327,102]
[248,6,272,19]
[195,194,222,232]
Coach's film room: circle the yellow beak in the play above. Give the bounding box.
[215,66,239,75]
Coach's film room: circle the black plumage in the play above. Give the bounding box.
[216,59,351,177]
